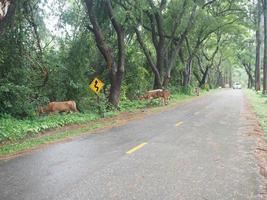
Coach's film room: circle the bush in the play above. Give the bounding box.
[0,83,36,118]
[178,85,194,95]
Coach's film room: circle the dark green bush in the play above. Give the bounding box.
[0,83,36,118]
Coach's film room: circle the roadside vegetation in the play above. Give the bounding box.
[0,90,200,157]
[0,88,197,144]
[1,0,267,154]
[245,90,267,137]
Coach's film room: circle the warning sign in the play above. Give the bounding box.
[89,78,104,95]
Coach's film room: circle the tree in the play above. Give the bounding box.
[255,0,262,91]
[193,32,222,88]
[263,0,267,94]
[84,0,125,107]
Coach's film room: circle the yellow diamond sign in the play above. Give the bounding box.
[89,78,104,95]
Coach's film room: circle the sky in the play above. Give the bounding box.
[40,0,72,38]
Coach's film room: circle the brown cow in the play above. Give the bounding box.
[140,89,171,105]
[38,101,79,115]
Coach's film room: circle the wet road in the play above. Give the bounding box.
[0,89,265,200]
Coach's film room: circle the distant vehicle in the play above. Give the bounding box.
[233,82,242,89]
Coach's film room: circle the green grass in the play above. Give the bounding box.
[0,121,114,156]
[0,113,103,143]
[245,89,267,138]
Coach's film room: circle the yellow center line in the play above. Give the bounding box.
[126,143,148,154]
[194,111,200,115]
[175,121,183,127]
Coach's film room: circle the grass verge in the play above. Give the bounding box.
[0,121,115,157]
[245,89,267,138]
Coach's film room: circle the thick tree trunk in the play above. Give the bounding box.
[247,75,253,89]
[109,69,123,106]
[106,0,125,106]
[153,76,162,89]
[255,0,261,91]
[154,13,164,89]
[244,63,254,89]
[263,0,267,94]
[183,56,193,86]
[199,67,209,88]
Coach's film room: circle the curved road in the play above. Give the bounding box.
[0,89,265,200]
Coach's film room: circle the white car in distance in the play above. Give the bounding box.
[233,82,242,89]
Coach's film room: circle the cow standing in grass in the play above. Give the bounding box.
[140,89,171,105]
[38,101,79,115]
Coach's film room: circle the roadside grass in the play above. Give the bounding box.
[0,112,109,143]
[0,120,115,157]
[0,90,207,157]
[245,89,267,138]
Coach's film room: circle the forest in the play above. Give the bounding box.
[0,0,267,143]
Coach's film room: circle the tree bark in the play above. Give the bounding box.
[154,12,165,89]
[244,63,254,89]
[263,0,267,94]
[255,0,261,91]
[106,0,125,106]
[199,67,209,88]
[183,56,193,86]
[229,66,233,88]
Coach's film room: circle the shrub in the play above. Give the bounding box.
[0,83,36,118]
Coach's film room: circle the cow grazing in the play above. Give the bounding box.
[140,89,171,105]
[38,101,79,115]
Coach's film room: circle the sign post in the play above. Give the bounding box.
[89,78,105,116]
[89,77,104,95]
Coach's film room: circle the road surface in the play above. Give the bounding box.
[0,89,265,200]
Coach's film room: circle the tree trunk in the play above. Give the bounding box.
[244,63,254,89]
[263,0,267,94]
[135,28,162,89]
[248,75,253,88]
[153,76,162,89]
[217,71,223,87]
[183,56,193,86]
[84,0,125,107]
[106,0,125,106]
[229,67,233,88]
[199,67,209,88]
[255,0,261,91]
[109,68,123,106]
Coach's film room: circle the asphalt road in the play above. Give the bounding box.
[0,89,265,200]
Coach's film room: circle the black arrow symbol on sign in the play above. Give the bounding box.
[94,80,99,92]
